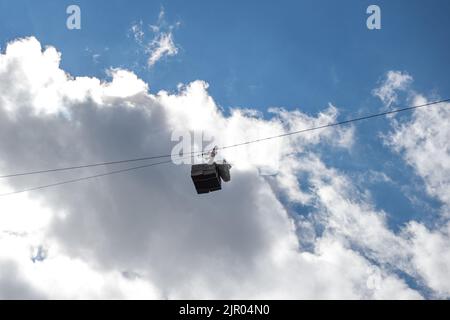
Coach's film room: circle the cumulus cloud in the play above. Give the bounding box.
[0,261,44,299]
[386,95,450,206]
[0,38,448,299]
[387,101,450,294]
[373,71,450,297]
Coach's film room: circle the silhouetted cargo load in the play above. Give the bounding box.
[216,162,231,182]
[191,164,221,194]
[191,161,232,194]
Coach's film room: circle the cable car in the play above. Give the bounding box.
[191,147,232,194]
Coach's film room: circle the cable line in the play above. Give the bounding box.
[0,158,174,197]
[218,98,450,151]
[0,152,200,197]
[0,98,448,188]
[0,152,179,179]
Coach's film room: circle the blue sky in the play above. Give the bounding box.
[0,0,449,299]
[1,0,449,111]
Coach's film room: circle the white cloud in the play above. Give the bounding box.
[147,32,178,67]
[372,71,413,106]
[130,21,145,45]
[389,112,450,296]
[373,71,450,297]
[386,95,450,206]
[130,8,179,68]
[404,222,450,297]
[0,38,447,299]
